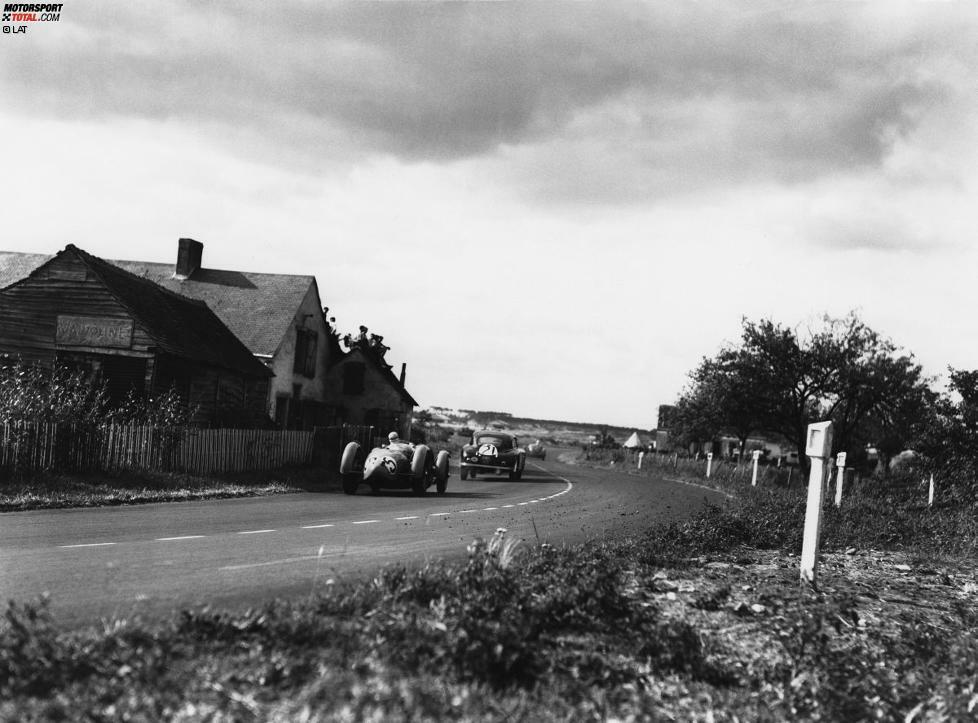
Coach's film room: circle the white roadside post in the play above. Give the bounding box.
[800,421,833,586]
[638,451,644,470]
[751,450,761,486]
[706,452,713,478]
[834,452,846,507]
[928,473,935,506]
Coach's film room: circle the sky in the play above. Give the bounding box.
[1,1,976,430]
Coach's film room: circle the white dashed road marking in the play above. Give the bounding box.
[56,468,575,550]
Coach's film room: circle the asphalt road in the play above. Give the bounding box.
[0,451,726,628]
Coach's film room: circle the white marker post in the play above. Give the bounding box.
[928,473,935,506]
[706,452,713,478]
[751,450,761,486]
[800,421,833,585]
[638,451,644,470]
[834,452,846,507]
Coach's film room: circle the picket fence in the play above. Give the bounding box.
[0,422,318,476]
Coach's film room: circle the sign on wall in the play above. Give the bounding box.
[56,315,134,349]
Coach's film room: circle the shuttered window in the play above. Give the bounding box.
[293,329,317,378]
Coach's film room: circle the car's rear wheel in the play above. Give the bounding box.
[469,470,477,479]
[411,445,430,480]
[509,468,522,481]
[342,474,358,495]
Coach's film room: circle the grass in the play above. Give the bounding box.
[0,466,330,512]
[1,466,976,720]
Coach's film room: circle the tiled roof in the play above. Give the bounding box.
[0,251,315,357]
[61,246,271,377]
[112,261,314,357]
[0,252,53,289]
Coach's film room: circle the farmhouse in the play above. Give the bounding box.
[0,238,419,431]
[0,245,271,425]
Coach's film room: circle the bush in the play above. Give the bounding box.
[0,360,193,426]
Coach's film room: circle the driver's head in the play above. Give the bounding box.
[388,432,399,443]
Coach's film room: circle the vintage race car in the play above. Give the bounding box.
[340,440,449,495]
[460,430,526,481]
[526,440,546,460]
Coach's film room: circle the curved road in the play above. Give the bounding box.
[0,451,725,628]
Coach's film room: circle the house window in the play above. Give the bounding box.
[343,362,365,395]
[293,329,317,378]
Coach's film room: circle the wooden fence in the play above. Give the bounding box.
[0,422,332,476]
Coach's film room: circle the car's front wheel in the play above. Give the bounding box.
[435,451,449,494]
[339,442,360,475]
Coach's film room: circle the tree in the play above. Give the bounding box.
[670,312,934,471]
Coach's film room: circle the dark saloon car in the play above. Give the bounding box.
[460,430,526,481]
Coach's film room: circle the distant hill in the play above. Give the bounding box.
[421,406,651,447]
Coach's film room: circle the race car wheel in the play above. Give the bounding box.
[541,452,546,461]
[509,468,522,481]
[339,442,361,475]
[435,450,449,494]
[460,467,469,481]
[411,475,427,496]
[411,445,431,480]
[435,450,448,495]
[342,474,359,495]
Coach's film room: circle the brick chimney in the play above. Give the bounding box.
[175,238,203,279]
[399,362,407,386]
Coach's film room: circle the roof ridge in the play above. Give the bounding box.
[66,245,209,308]
[115,258,315,281]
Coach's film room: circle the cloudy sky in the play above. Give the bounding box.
[2,1,976,429]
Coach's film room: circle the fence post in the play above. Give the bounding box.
[801,421,833,586]
[706,452,713,479]
[928,473,935,506]
[751,450,760,486]
[834,452,846,507]
[637,451,644,470]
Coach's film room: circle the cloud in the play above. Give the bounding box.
[3,1,972,194]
